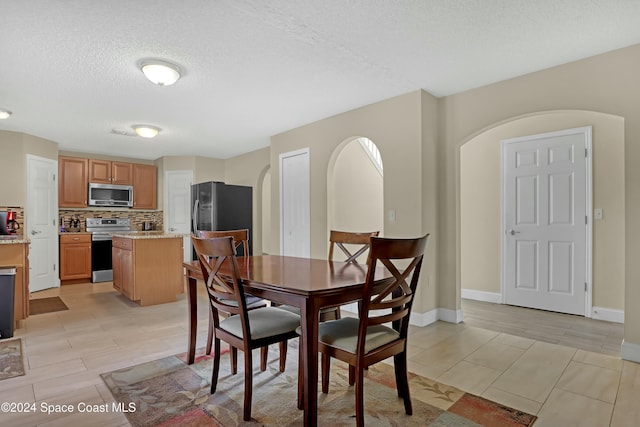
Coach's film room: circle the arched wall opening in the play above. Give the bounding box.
[327,136,384,258]
[458,110,625,319]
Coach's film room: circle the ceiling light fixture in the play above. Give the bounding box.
[0,109,12,119]
[132,125,160,138]
[140,59,181,86]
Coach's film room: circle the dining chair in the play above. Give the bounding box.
[192,236,300,422]
[195,229,273,373]
[325,230,380,319]
[315,234,429,427]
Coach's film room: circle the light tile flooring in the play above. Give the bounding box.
[0,282,638,426]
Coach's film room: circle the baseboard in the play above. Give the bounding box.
[461,289,502,304]
[621,340,640,363]
[342,305,463,326]
[591,306,624,324]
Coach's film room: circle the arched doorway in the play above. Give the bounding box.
[327,136,384,254]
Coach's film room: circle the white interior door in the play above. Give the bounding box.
[280,148,310,257]
[165,170,193,262]
[502,127,591,315]
[27,155,59,292]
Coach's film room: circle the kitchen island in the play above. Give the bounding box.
[111,233,183,306]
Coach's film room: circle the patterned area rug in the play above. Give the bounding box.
[30,296,68,315]
[0,338,25,381]
[102,343,536,426]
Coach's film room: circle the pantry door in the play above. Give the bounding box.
[27,155,59,292]
[502,127,591,315]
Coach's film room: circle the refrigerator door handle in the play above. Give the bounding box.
[192,199,199,233]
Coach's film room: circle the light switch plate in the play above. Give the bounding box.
[594,208,603,220]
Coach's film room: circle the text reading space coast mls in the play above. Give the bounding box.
[1,401,137,414]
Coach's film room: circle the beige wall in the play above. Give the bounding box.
[271,91,439,314]
[0,131,58,206]
[460,111,625,311]
[441,44,640,346]
[329,139,383,240]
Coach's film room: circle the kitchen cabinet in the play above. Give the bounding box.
[132,164,157,209]
[112,235,182,306]
[59,233,92,282]
[0,241,29,328]
[88,159,133,185]
[59,156,88,207]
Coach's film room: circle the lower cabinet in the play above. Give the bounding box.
[112,236,183,306]
[59,234,92,282]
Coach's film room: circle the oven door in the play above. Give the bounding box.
[91,234,113,282]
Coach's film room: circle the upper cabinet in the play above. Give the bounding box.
[59,156,157,210]
[89,160,133,185]
[59,156,88,207]
[132,164,157,210]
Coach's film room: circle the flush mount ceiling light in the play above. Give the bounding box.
[0,109,12,119]
[132,125,160,138]
[140,59,181,86]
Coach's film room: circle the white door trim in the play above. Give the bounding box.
[500,126,592,316]
[164,170,193,262]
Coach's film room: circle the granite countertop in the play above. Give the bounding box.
[111,231,184,239]
[59,231,91,235]
[0,235,29,244]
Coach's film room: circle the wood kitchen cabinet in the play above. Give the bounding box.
[59,233,92,282]
[59,156,88,207]
[132,164,157,209]
[89,159,133,185]
[112,235,182,306]
[0,242,29,328]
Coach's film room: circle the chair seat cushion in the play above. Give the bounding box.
[220,307,300,340]
[317,317,399,354]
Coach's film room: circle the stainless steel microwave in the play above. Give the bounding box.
[88,183,134,207]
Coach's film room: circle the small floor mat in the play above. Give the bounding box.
[30,296,69,315]
[0,338,25,381]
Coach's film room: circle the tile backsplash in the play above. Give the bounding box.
[59,210,164,232]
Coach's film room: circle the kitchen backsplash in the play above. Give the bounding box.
[59,210,164,232]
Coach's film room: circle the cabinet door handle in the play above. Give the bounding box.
[72,237,80,241]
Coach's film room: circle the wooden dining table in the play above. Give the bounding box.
[183,254,391,427]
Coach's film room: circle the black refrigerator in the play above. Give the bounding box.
[191,181,253,257]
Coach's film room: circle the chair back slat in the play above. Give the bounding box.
[328,230,379,264]
[192,236,249,325]
[196,229,250,256]
[357,234,429,353]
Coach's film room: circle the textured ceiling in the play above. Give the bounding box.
[1,1,640,160]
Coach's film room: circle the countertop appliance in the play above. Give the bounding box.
[88,182,134,207]
[6,211,19,233]
[191,181,253,257]
[86,218,131,282]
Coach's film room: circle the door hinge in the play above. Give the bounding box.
[585,148,588,157]
[53,264,56,271]
[585,282,588,292]
[585,215,588,225]
[53,173,56,182]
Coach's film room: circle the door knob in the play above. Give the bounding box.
[509,229,521,235]
[31,230,42,235]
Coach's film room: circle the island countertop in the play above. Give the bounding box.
[0,235,29,244]
[111,232,187,239]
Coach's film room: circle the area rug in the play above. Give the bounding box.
[0,338,25,381]
[29,296,68,315]
[102,343,536,426]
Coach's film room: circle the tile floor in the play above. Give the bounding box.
[0,281,638,426]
